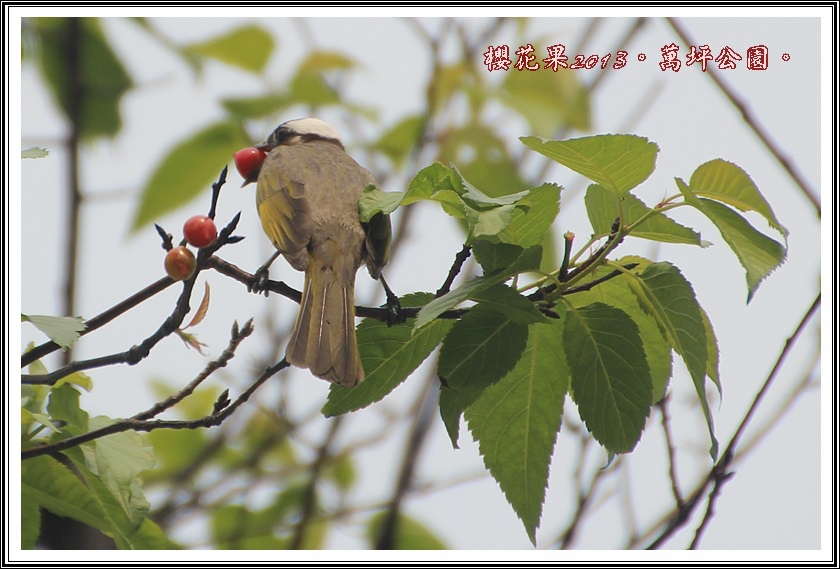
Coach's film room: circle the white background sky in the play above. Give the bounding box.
[9,7,832,561]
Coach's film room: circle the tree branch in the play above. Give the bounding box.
[645,293,821,549]
[21,321,285,461]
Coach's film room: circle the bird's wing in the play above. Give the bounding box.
[255,152,313,257]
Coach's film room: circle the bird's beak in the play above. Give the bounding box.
[240,142,274,188]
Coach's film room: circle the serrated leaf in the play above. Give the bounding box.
[567,259,673,403]
[84,416,156,523]
[626,262,717,458]
[125,518,176,550]
[21,489,40,549]
[585,184,705,246]
[521,134,658,195]
[55,371,93,392]
[469,284,547,324]
[322,293,453,417]
[47,383,89,432]
[368,512,448,549]
[184,24,274,73]
[437,306,528,392]
[466,204,517,240]
[498,183,562,248]
[403,162,461,204]
[22,314,86,349]
[22,147,49,159]
[677,178,786,303]
[438,387,481,448]
[22,455,108,536]
[465,319,569,545]
[699,304,721,395]
[456,166,529,209]
[358,186,403,222]
[414,245,542,331]
[564,302,652,453]
[438,124,528,199]
[61,442,154,549]
[132,121,250,231]
[689,159,788,239]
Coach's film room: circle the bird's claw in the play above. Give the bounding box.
[249,266,271,297]
[385,293,405,327]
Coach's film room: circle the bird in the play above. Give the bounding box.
[241,118,391,387]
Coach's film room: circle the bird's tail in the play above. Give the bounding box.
[285,263,363,387]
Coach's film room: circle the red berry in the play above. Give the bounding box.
[165,246,196,281]
[183,215,217,248]
[234,147,267,182]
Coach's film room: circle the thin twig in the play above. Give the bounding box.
[375,373,439,549]
[21,320,254,460]
[22,345,284,461]
[435,245,472,297]
[657,394,684,509]
[645,294,820,549]
[288,416,344,549]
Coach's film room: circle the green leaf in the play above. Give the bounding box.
[22,147,49,159]
[564,302,652,453]
[403,162,463,205]
[22,455,108,535]
[584,184,705,246]
[83,416,156,523]
[289,70,340,107]
[677,178,786,303]
[22,314,86,349]
[465,319,569,545]
[221,93,291,120]
[55,371,93,391]
[33,18,133,140]
[146,428,208,477]
[438,387,481,448]
[466,204,517,240]
[184,24,274,73]
[626,262,717,458]
[21,490,41,549]
[372,114,424,166]
[58,441,153,549]
[47,383,89,432]
[438,125,527,199]
[132,121,250,231]
[323,294,453,416]
[367,512,448,549]
[498,183,562,248]
[437,306,528,392]
[125,518,177,550]
[499,63,590,135]
[469,284,547,325]
[521,134,659,195]
[358,185,402,223]
[689,159,788,240]
[567,259,673,403]
[299,50,358,72]
[414,245,542,331]
[699,304,721,395]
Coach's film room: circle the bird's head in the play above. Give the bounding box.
[235,118,345,187]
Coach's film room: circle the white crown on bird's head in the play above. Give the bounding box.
[263,118,344,149]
